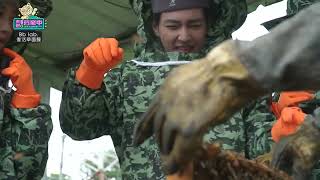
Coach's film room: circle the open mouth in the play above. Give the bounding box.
[175,46,194,53]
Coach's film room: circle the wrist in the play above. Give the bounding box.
[11,92,41,108]
[76,60,107,89]
[16,86,38,96]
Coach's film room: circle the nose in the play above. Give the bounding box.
[177,27,191,42]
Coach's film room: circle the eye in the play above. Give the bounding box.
[189,24,202,29]
[165,25,179,30]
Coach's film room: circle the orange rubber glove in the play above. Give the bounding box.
[271,107,306,142]
[2,48,41,108]
[76,38,123,89]
[271,91,314,117]
[270,91,314,142]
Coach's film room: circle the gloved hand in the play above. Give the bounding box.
[270,91,314,142]
[271,91,314,117]
[272,107,306,142]
[133,40,265,174]
[2,48,41,108]
[76,38,123,89]
[271,110,320,180]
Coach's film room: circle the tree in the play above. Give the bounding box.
[80,150,121,180]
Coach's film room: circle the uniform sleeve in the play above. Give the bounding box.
[6,104,52,180]
[242,96,276,159]
[59,67,123,143]
[238,3,320,91]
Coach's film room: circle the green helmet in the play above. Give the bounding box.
[262,0,319,30]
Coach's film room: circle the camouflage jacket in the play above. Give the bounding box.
[57,0,280,179]
[0,56,53,180]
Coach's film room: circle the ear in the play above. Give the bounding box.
[152,22,160,37]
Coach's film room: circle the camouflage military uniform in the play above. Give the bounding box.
[0,56,53,180]
[58,0,279,179]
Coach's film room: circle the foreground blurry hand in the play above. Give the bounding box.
[133,40,265,174]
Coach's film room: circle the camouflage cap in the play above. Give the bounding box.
[151,0,209,13]
[262,0,319,30]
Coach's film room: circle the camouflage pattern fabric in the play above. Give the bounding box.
[58,0,262,179]
[0,83,52,179]
[262,0,319,29]
[204,95,276,160]
[0,1,53,179]
[287,0,319,15]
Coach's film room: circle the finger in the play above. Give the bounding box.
[87,38,104,62]
[8,58,23,68]
[115,48,124,61]
[133,98,159,145]
[153,108,166,150]
[2,67,19,83]
[2,67,18,77]
[161,119,178,155]
[94,38,106,62]
[99,38,112,62]
[107,38,119,57]
[162,154,181,175]
[162,142,194,175]
[83,39,95,57]
[271,137,293,171]
[84,43,98,61]
[2,48,19,59]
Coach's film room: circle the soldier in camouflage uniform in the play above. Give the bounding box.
[0,0,53,179]
[59,0,259,179]
[134,2,320,179]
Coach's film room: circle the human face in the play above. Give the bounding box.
[0,5,15,50]
[153,8,207,53]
